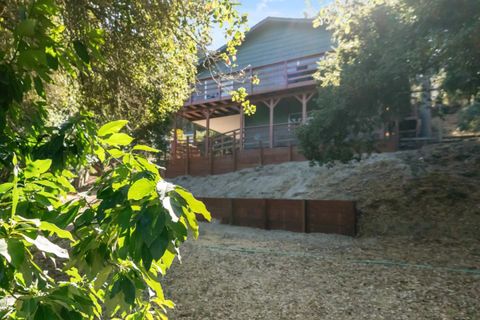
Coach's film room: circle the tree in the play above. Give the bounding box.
[298,0,480,164]
[0,0,246,318]
[1,0,249,149]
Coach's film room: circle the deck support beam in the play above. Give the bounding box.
[204,109,212,155]
[262,98,281,148]
[240,105,245,150]
[294,92,315,124]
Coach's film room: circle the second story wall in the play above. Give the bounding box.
[198,18,332,79]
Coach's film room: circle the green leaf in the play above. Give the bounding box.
[61,169,76,179]
[121,277,136,305]
[0,183,13,194]
[39,221,74,241]
[73,40,90,64]
[102,133,134,146]
[135,157,160,178]
[107,148,124,158]
[34,76,45,98]
[7,239,25,268]
[142,244,153,271]
[162,197,179,223]
[56,176,75,193]
[0,239,11,263]
[175,188,211,221]
[127,178,155,201]
[33,304,56,320]
[45,52,59,70]
[23,235,69,259]
[94,146,105,162]
[144,272,165,301]
[132,145,159,153]
[98,120,129,137]
[34,180,60,190]
[94,265,113,290]
[16,19,37,36]
[15,215,41,227]
[25,159,52,178]
[149,233,168,260]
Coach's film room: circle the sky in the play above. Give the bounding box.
[210,0,332,49]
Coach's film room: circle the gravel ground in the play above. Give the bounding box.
[164,142,480,318]
[164,222,480,320]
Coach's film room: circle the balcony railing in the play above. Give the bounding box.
[187,53,324,105]
[171,122,302,159]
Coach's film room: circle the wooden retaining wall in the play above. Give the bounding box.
[198,197,357,236]
[165,139,398,178]
[165,146,306,178]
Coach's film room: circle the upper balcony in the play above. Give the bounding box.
[184,53,324,108]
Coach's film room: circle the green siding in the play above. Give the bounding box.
[198,20,331,78]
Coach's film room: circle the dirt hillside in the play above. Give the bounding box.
[172,140,480,240]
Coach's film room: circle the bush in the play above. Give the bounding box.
[0,119,211,319]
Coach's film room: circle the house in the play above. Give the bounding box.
[165,17,409,178]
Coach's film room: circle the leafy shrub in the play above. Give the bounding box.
[0,120,211,319]
[459,100,480,132]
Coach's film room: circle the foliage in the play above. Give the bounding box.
[0,0,245,318]
[1,0,249,144]
[298,0,480,164]
[231,87,256,115]
[0,122,211,319]
[459,100,480,132]
[405,0,480,97]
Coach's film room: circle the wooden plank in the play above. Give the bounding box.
[266,199,305,232]
[231,198,266,229]
[306,200,356,236]
[198,197,356,236]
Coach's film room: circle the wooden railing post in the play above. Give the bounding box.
[240,107,245,150]
[185,136,190,175]
[221,135,225,156]
[209,137,214,175]
[204,109,211,155]
[232,131,237,171]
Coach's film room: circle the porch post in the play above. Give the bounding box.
[240,105,244,150]
[265,98,280,148]
[295,92,315,124]
[269,104,274,148]
[193,124,197,144]
[204,109,211,155]
[301,96,307,124]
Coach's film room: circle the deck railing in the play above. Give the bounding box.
[172,122,302,159]
[187,53,324,105]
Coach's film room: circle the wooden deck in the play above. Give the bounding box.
[182,53,323,120]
